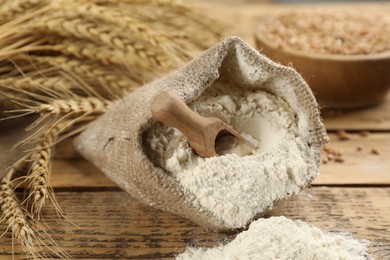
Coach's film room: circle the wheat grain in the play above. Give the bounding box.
[259,10,390,55]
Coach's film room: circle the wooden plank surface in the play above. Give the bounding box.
[0,188,388,259]
[314,133,390,185]
[49,132,390,188]
[50,159,116,189]
[322,93,390,131]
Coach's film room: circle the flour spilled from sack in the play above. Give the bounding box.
[176,216,371,260]
[145,83,315,228]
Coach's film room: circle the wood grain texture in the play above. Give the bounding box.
[50,159,116,189]
[0,188,388,259]
[49,132,390,189]
[0,116,36,179]
[314,133,390,185]
[322,93,390,131]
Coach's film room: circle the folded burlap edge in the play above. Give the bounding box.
[75,36,328,231]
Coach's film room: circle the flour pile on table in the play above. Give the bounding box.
[176,216,371,260]
[145,83,316,228]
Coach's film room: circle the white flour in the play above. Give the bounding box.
[176,216,371,260]
[145,83,315,228]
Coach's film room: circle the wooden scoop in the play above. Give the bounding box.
[151,91,257,158]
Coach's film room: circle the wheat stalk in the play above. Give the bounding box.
[0,54,58,74]
[0,74,76,113]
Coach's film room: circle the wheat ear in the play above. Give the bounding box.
[36,97,111,116]
[65,2,189,61]
[33,56,140,97]
[35,14,172,68]
[7,97,110,123]
[25,96,110,218]
[0,76,72,94]
[1,159,72,259]
[0,158,37,256]
[50,39,159,80]
[0,0,46,24]
[26,120,70,219]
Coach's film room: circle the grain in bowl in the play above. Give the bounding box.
[259,10,390,55]
[255,10,390,108]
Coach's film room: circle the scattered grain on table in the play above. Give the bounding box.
[371,149,379,155]
[323,146,344,164]
[336,130,351,141]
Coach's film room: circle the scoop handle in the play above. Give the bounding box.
[151,91,209,142]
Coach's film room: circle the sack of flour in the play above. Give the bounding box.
[75,37,328,230]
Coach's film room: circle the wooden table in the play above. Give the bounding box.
[1,2,389,259]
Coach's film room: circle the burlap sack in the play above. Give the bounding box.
[75,37,328,230]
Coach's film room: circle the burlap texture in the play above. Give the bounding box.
[75,37,328,230]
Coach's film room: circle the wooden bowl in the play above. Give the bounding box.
[255,23,390,109]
